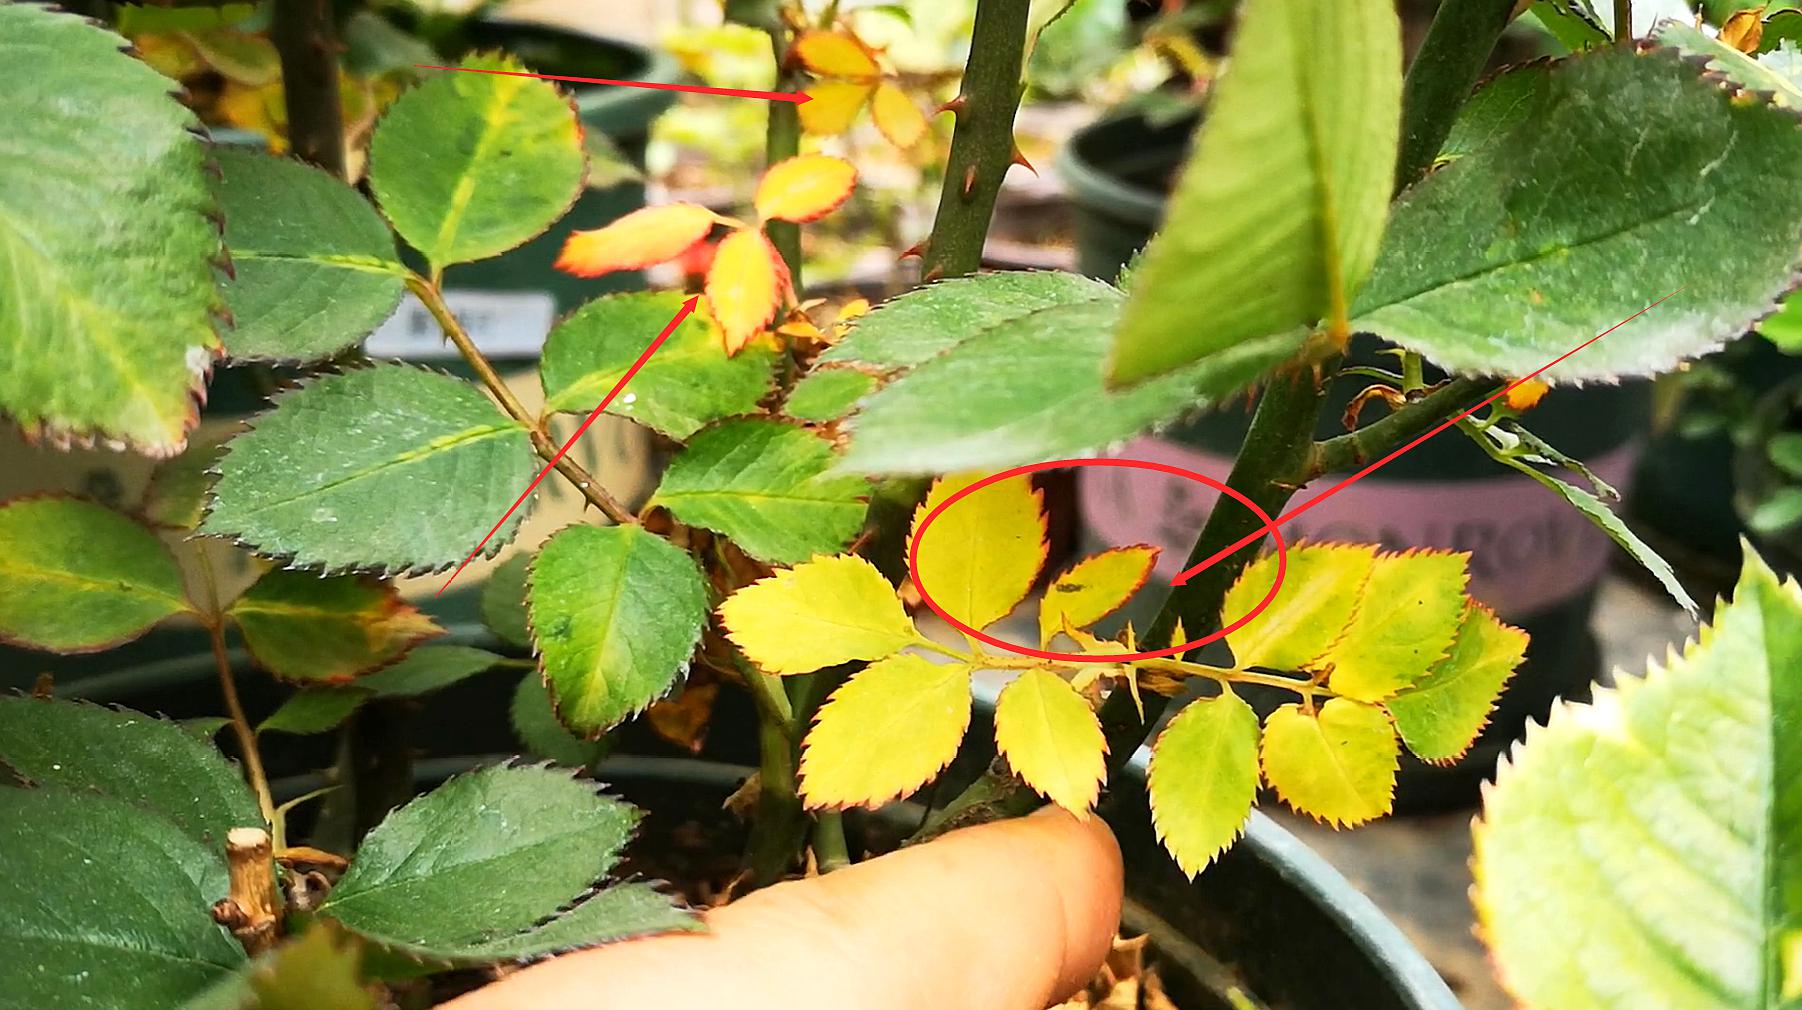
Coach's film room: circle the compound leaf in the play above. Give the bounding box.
[719,554,915,675]
[800,654,972,808]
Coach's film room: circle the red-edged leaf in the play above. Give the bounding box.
[555,203,717,278]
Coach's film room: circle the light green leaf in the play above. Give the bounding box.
[785,368,876,422]
[719,554,917,675]
[839,296,1300,474]
[1387,602,1527,763]
[1108,0,1400,383]
[799,654,973,809]
[820,271,1119,370]
[0,496,189,652]
[1528,1,1612,49]
[1509,457,1699,613]
[1750,487,1802,534]
[179,926,373,1010]
[0,789,244,1009]
[357,644,502,696]
[0,3,222,454]
[318,765,684,963]
[1772,434,1802,478]
[1148,691,1261,876]
[511,674,608,767]
[1325,550,1469,702]
[230,570,440,682]
[540,291,776,440]
[258,687,369,736]
[0,697,264,848]
[214,149,406,363]
[529,525,709,735]
[202,365,536,574]
[481,553,532,649]
[369,55,585,268]
[1259,699,1398,827]
[651,419,869,565]
[1353,46,1802,383]
[1222,543,1378,674]
[1474,552,1802,1010]
[1656,20,1802,108]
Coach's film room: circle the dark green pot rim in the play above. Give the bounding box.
[1055,110,1193,228]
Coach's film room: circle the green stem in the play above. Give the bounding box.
[271,0,347,178]
[194,550,276,827]
[1393,0,1520,188]
[745,710,808,885]
[1310,376,1496,476]
[763,29,804,288]
[812,812,850,872]
[919,0,1031,279]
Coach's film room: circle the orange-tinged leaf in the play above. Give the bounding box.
[556,203,717,277]
[870,82,929,148]
[910,472,1047,633]
[798,79,873,135]
[1721,8,1763,52]
[1039,544,1159,646]
[705,227,788,354]
[793,30,879,79]
[1504,378,1550,411]
[755,154,858,224]
[800,654,972,808]
[994,668,1107,815]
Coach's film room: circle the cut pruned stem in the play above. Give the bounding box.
[215,827,282,956]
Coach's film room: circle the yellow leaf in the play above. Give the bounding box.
[800,654,972,808]
[1148,691,1261,874]
[1325,550,1469,702]
[910,472,1047,632]
[798,79,873,135]
[994,669,1107,815]
[1223,543,1377,672]
[1721,8,1764,52]
[870,81,929,148]
[755,154,858,224]
[1387,602,1526,763]
[705,227,788,355]
[555,203,717,278]
[1260,699,1398,828]
[793,30,879,79]
[718,554,916,675]
[1038,544,1159,646]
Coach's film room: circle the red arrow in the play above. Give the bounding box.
[415,65,812,104]
[1169,289,1683,587]
[437,295,699,595]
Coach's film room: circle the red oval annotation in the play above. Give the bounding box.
[905,458,1288,664]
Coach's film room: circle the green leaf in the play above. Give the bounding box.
[1325,550,1469,702]
[799,654,973,809]
[481,553,532,649]
[1107,0,1400,383]
[511,674,608,767]
[820,271,1119,370]
[180,926,373,1010]
[0,789,244,1009]
[540,291,776,440]
[0,496,189,652]
[1509,458,1699,613]
[1387,602,1527,763]
[1148,691,1261,876]
[318,764,686,963]
[651,419,869,565]
[1352,46,1802,383]
[839,296,1300,474]
[341,10,436,78]
[1259,699,1398,827]
[1656,20,1802,109]
[115,3,257,33]
[1437,63,1551,164]
[719,554,917,675]
[421,881,698,961]
[529,524,709,735]
[357,644,502,696]
[1749,486,1802,534]
[0,3,222,454]
[1474,552,1802,1010]
[202,365,536,574]
[258,687,369,736]
[230,570,440,682]
[785,368,876,422]
[1773,435,1802,478]
[0,697,264,848]
[1528,1,1612,50]
[143,433,228,530]
[214,149,407,363]
[1223,543,1378,674]
[369,55,585,269]
[582,131,646,190]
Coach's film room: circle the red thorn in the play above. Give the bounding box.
[935,95,967,117]
[1010,145,1037,176]
[899,240,926,260]
[962,165,978,197]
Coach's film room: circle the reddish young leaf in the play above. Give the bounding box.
[705,227,789,354]
[555,203,717,278]
[754,154,858,224]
